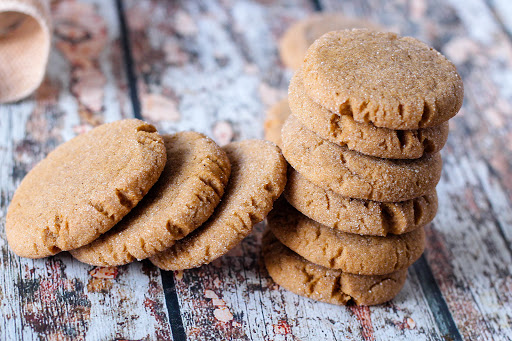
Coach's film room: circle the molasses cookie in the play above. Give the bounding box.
[268,200,425,275]
[281,116,442,202]
[263,230,408,305]
[151,140,287,270]
[289,71,449,159]
[285,169,437,236]
[302,30,463,129]
[71,132,231,266]
[6,119,166,258]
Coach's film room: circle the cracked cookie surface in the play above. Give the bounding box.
[6,119,167,258]
[302,29,463,129]
[263,230,408,305]
[281,115,442,202]
[285,169,437,236]
[289,71,449,159]
[150,139,287,270]
[268,200,425,275]
[71,132,230,266]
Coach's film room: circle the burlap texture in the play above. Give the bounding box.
[0,0,51,103]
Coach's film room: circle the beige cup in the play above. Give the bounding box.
[0,0,51,103]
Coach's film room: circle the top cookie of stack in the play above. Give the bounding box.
[263,29,463,306]
[294,29,462,158]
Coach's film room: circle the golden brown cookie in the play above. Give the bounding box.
[281,116,442,202]
[268,200,424,275]
[302,30,464,129]
[279,14,383,70]
[150,140,287,270]
[70,132,231,266]
[288,71,449,159]
[263,230,408,306]
[285,169,437,236]
[6,119,167,258]
[264,98,291,147]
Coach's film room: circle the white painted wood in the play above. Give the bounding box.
[488,0,512,36]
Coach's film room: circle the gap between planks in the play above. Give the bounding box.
[116,0,186,340]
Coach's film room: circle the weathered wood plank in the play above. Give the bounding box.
[124,0,449,339]
[320,0,512,339]
[487,0,512,39]
[0,0,172,339]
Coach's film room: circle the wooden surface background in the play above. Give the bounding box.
[1,0,511,340]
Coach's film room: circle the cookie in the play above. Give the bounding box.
[268,200,424,275]
[289,71,449,159]
[302,30,464,129]
[263,230,408,305]
[6,119,167,258]
[281,116,442,202]
[279,14,382,70]
[264,98,291,147]
[70,132,231,266]
[285,169,437,236]
[150,139,287,270]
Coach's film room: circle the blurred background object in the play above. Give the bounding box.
[279,13,384,69]
[0,0,51,103]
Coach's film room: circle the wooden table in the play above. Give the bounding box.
[1,0,511,339]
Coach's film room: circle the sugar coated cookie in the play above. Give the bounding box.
[263,230,408,305]
[285,169,437,236]
[281,116,442,202]
[151,139,287,270]
[288,71,449,159]
[268,200,425,275]
[302,30,463,129]
[6,119,166,258]
[71,132,231,266]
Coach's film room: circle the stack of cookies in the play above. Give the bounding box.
[264,29,463,305]
[6,119,287,271]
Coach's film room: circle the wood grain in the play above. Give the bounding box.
[0,0,172,339]
[1,0,511,339]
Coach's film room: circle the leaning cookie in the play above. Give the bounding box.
[279,13,383,70]
[264,98,291,147]
[302,29,464,129]
[268,200,424,275]
[6,119,167,258]
[263,230,408,306]
[71,132,230,266]
[151,140,287,270]
[285,169,437,236]
[281,116,442,202]
[289,71,449,159]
